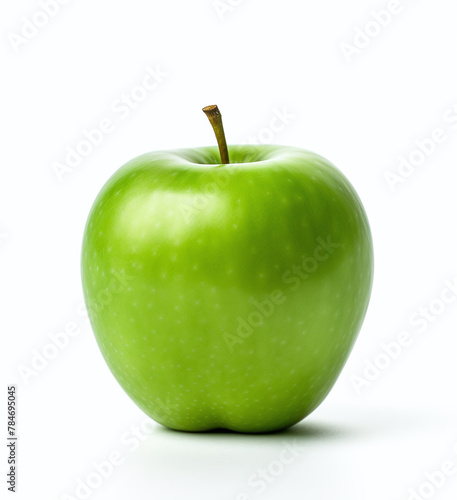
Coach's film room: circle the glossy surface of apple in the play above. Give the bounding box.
[81,145,373,433]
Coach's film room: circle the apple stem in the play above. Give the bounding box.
[202,105,230,164]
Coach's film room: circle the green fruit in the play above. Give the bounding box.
[81,143,373,433]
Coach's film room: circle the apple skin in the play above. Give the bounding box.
[81,145,373,433]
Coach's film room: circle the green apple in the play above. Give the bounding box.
[81,106,373,433]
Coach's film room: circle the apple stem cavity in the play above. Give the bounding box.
[202,105,230,164]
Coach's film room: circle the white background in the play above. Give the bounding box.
[1,0,457,499]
